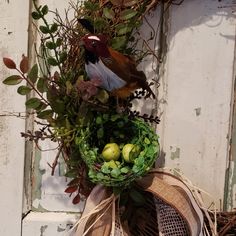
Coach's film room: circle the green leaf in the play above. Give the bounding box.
[65,169,77,178]
[50,23,58,33]
[111,168,121,178]
[144,137,150,144]
[120,9,137,20]
[84,2,99,11]
[31,11,41,20]
[97,173,105,180]
[39,25,50,34]
[111,36,126,50]
[56,38,63,47]
[25,97,42,109]
[111,114,121,121]
[41,5,49,15]
[37,109,53,119]
[50,99,65,113]
[35,102,47,111]
[97,128,104,138]
[46,41,57,50]
[47,57,58,66]
[96,116,103,125]
[28,64,38,83]
[120,167,129,174]
[37,77,47,93]
[3,75,22,85]
[101,164,111,174]
[116,24,133,35]
[59,51,67,63]
[103,8,115,19]
[17,86,32,95]
[94,18,108,31]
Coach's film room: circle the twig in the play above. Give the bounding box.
[48,145,63,176]
[219,215,236,235]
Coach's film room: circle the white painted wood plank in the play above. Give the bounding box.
[22,212,78,236]
[0,0,29,235]
[32,141,85,212]
[159,0,236,209]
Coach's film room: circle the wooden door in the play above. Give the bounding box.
[0,0,236,235]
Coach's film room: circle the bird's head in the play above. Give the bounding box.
[80,34,110,58]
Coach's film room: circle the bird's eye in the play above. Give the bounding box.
[91,40,97,47]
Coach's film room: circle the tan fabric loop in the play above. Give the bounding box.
[137,170,205,236]
[66,169,214,236]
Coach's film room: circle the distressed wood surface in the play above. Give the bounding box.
[22,212,78,235]
[158,0,236,209]
[0,0,29,235]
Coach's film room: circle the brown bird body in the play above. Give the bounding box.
[82,34,155,99]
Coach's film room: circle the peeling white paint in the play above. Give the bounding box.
[22,212,79,236]
[159,0,236,209]
[0,0,29,235]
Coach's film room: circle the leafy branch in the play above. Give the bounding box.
[32,0,67,77]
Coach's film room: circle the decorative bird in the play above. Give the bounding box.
[78,20,155,99]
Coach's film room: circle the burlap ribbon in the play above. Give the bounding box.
[65,169,216,236]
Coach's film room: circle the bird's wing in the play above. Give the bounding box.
[102,48,155,98]
[85,60,126,91]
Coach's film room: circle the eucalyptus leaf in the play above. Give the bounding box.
[37,109,53,119]
[37,77,47,93]
[3,75,22,85]
[28,64,38,83]
[35,102,47,111]
[25,97,42,109]
[17,86,32,95]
